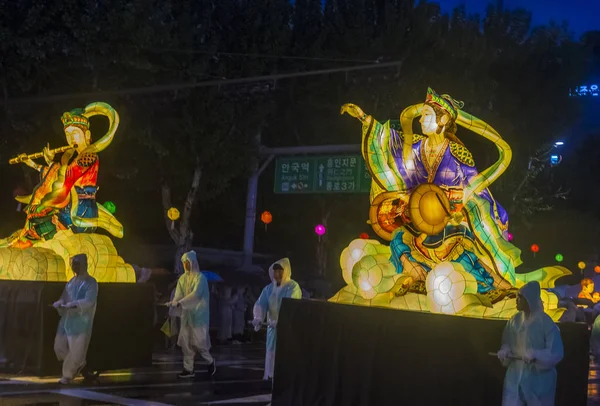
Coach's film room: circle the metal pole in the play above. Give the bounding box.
[242,155,274,270]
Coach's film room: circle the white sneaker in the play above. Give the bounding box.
[59,377,72,385]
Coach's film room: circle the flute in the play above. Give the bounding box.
[8,145,77,165]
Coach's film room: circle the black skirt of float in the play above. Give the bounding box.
[272,299,590,406]
[0,281,154,376]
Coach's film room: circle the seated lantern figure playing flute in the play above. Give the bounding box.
[2,102,124,249]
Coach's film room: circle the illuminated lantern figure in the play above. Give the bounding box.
[168,207,180,230]
[595,265,600,274]
[0,102,135,282]
[2,102,124,247]
[555,254,563,263]
[339,87,518,298]
[328,86,572,320]
[261,211,273,230]
[103,201,116,215]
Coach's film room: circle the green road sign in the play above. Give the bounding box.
[274,155,371,194]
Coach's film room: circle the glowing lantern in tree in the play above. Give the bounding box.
[360,232,369,240]
[530,244,539,254]
[167,207,180,230]
[261,211,273,230]
[578,261,586,271]
[315,224,326,236]
[103,201,116,214]
[555,254,563,263]
[595,265,600,274]
[507,232,513,242]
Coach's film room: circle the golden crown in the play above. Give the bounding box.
[425,87,464,120]
[61,109,90,129]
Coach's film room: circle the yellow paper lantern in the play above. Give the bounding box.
[167,207,180,221]
[578,261,586,270]
[425,261,478,314]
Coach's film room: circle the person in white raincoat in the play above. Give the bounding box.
[232,286,248,342]
[497,281,564,405]
[53,254,98,385]
[167,250,216,379]
[218,286,237,343]
[252,258,301,380]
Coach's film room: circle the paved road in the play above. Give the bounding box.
[2,344,600,405]
[0,344,271,405]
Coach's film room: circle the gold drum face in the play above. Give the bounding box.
[408,183,451,235]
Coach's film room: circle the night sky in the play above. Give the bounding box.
[432,0,599,36]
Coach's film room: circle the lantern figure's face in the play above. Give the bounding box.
[419,104,450,137]
[183,260,191,273]
[419,105,439,136]
[65,125,90,152]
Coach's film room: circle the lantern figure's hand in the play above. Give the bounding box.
[43,144,55,165]
[341,103,370,124]
[449,212,464,226]
[17,154,41,171]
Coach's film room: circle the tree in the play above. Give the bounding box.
[0,0,595,279]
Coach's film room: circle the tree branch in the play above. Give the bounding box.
[179,164,202,240]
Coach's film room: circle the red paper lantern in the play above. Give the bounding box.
[261,211,272,225]
[360,232,369,239]
[530,244,539,253]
